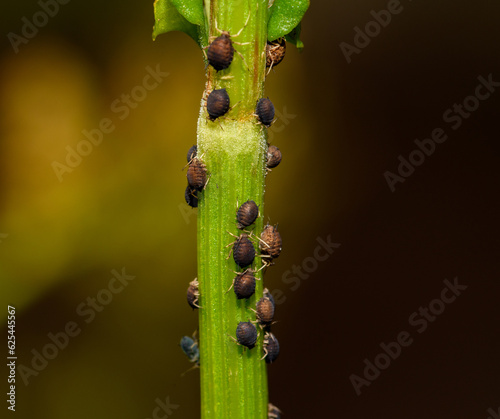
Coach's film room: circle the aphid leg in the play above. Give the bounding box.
[235,50,250,70]
[232,7,251,38]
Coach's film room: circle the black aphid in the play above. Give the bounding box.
[237,200,259,229]
[187,279,200,309]
[256,98,275,127]
[233,233,255,268]
[207,32,234,71]
[187,144,197,163]
[235,321,258,349]
[266,145,282,169]
[187,158,207,191]
[207,88,230,121]
[234,271,256,299]
[180,335,200,366]
[262,332,279,364]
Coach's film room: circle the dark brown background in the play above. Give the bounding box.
[1,0,499,418]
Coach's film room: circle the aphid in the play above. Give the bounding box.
[186,144,197,163]
[233,233,256,268]
[260,224,282,258]
[207,88,230,121]
[180,335,200,366]
[268,403,282,419]
[256,296,275,325]
[266,145,282,169]
[207,32,235,71]
[262,332,280,363]
[256,98,275,127]
[187,279,200,309]
[185,186,199,208]
[263,288,275,307]
[266,38,286,71]
[236,200,259,229]
[235,321,258,349]
[187,158,207,191]
[233,270,256,299]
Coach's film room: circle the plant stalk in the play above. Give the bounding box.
[197,1,269,418]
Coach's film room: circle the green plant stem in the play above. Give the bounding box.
[197,1,268,418]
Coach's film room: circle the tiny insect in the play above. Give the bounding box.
[236,200,259,229]
[263,288,275,307]
[268,403,282,419]
[187,158,207,191]
[234,321,258,349]
[207,32,235,71]
[260,224,282,259]
[185,186,199,208]
[231,233,256,268]
[186,144,197,163]
[256,98,275,127]
[232,270,256,299]
[180,335,200,366]
[266,38,286,72]
[256,295,275,325]
[266,145,282,169]
[187,278,200,309]
[262,332,279,363]
[207,88,230,121]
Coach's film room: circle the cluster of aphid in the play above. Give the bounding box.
[181,19,288,419]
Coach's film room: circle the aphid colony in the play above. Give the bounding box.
[180,23,287,417]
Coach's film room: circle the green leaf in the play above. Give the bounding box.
[284,22,304,51]
[171,0,205,26]
[152,0,200,44]
[267,0,309,42]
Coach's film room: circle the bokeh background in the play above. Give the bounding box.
[1,1,499,418]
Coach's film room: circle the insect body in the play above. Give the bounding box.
[207,88,230,121]
[207,32,234,71]
[260,224,282,259]
[233,233,256,268]
[266,39,286,71]
[187,158,207,191]
[233,270,256,299]
[266,145,282,169]
[235,321,258,349]
[256,98,275,127]
[187,279,200,309]
[256,296,275,325]
[236,200,259,229]
[180,335,200,366]
[185,186,198,208]
[262,332,279,363]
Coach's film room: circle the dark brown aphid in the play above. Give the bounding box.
[187,158,207,191]
[256,98,275,127]
[263,288,275,307]
[262,332,280,363]
[207,88,230,121]
[266,145,282,169]
[260,224,282,258]
[186,144,197,163]
[185,186,198,208]
[235,321,258,349]
[233,270,256,299]
[256,296,275,325]
[236,200,259,229]
[268,403,282,419]
[187,279,200,309]
[233,233,255,268]
[266,38,286,70]
[207,32,235,71]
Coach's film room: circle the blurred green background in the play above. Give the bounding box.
[1,1,499,418]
